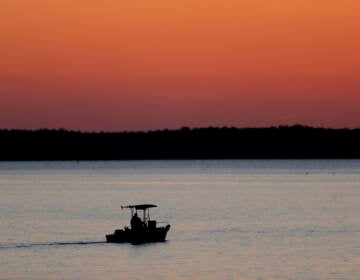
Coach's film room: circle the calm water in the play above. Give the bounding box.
[0,160,360,280]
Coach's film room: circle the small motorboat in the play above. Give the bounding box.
[106,204,171,244]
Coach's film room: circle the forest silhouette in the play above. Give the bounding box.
[0,125,359,160]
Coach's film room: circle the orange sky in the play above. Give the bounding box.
[1,0,359,131]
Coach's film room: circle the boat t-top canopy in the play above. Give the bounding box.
[121,204,158,223]
[121,204,157,210]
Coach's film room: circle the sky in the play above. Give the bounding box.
[1,0,359,131]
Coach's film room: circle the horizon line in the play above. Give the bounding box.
[1,124,360,134]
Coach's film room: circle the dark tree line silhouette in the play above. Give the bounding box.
[0,125,359,160]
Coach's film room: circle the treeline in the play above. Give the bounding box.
[0,125,360,160]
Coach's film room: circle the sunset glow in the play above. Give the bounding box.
[1,0,359,131]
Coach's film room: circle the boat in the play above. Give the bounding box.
[106,204,171,244]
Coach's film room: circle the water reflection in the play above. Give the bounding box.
[1,160,360,279]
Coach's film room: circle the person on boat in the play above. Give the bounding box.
[130,212,142,231]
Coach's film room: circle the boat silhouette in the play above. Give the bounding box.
[106,204,170,244]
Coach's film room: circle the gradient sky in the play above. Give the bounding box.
[1,0,359,131]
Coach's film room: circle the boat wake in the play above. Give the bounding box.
[0,240,106,249]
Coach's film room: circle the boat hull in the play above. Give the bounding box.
[106,225,170,244]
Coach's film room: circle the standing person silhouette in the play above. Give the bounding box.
[130,212,142,231]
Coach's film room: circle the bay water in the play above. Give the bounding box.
[0,160,359,279]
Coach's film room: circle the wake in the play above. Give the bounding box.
[0,240,106,249]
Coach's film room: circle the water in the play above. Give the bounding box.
[1,160,360,280]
